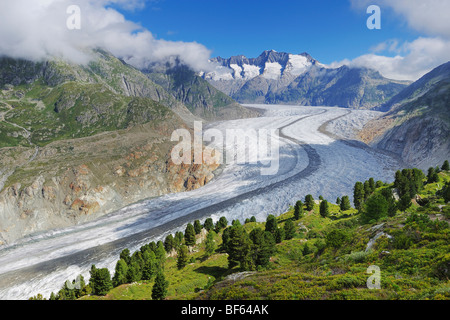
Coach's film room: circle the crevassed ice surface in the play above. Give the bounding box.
[0,105,401,299]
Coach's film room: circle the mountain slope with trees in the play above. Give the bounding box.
[37,162,450,301]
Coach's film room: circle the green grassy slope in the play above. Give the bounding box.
[40,167,450,301]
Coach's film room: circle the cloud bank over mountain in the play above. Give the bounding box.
[341,0,450,80]
[0,0,212,71]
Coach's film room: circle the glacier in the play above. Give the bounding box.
[0,105,402,300]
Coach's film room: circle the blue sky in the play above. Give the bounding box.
[2,0,449,81]
[115,0,420,64]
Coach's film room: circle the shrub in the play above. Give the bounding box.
[343,251,370,263]
[326,229,348,249]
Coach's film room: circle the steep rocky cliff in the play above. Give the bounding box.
[360,62,450,170]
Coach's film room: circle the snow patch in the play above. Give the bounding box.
[285,54,312,76]
[262,62,282,80]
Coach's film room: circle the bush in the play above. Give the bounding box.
[329,274,363,290]
[342,251,370,263]
[326,229,348,249]
[362,194,389,223]
[391,231,413,250]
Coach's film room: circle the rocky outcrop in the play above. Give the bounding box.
[0,132,221,245]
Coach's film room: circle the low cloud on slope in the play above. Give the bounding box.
[339,0,450,81]
[0,0,212,71]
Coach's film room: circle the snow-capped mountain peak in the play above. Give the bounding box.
[204,50,320,81]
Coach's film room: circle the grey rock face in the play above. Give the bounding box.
[203,51,410,109]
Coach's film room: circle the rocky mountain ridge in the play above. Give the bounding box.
[360,61,450,170]
[202,50,410,109]
[0,49,248,245]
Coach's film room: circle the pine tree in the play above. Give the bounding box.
[265,215,278,234]
[218,216,228,229]
[142,251,157,280]
[112,259,128,287]
[294,200,303,220]
[152,271,168,300]
[203,218,214,231]
[398,193,412,212]
[319,200,329,218]
[249,228,275,268]
[368,178,376,193]
[353,181,365,210]
[155,241,166,267]
[89,266,113,296]
[177,245,189,270]
[174,231,184,248]
[250,216,257,223]
[362,194,389,223]
[194,220,202,235]
[427,167,439,183]
[126,262,141,283]
[442,182,450,203]
[274,227,285,243]
[119,248,131,265]
[336,197,341,205]
[184,223,196,247]
[305,194,315,211]
[204,231,216,257]
[442,160,450,171]
[221,227,231,252]
[340,195,351,211]
[364,181,371,200]
[380,188,397,217]
[284,219,296,240]
[226,225,253,270]
[164,234,175,253]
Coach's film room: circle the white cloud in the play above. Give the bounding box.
[0,0,212,71]
[329,37,450,81]
[339,1,450,80]
[351,0,450,39]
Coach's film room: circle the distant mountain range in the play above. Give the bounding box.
[202,50,411,109]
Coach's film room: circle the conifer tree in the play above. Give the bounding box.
[142,251,158,280]
[204,231,216,257]
[284,219,296,240]
[184,223,196,247]
[340,195,351,211]
[112,259,128,287]
[164,234,175,253]
[226,225,253,270]
[177,245,189,270]
[203,218,214,231]
[265,215,278,234]
[274,227,285,243]
[194,220,202,235]
[320,200,329,218]
[89,265,113,296]
[294,200,303,220]
[442,160,450,171]
[152,271,168,300]
[353,181,365,210]
[305,195,315,211]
